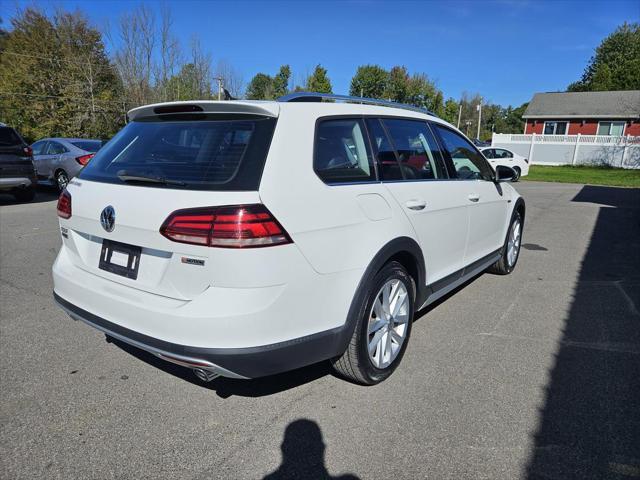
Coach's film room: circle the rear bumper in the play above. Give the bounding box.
[54,291,347,379]
[53,240,361,346]
[0,176,34,191]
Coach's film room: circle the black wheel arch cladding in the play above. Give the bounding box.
[514,197,525,221]
[335,236,426,355]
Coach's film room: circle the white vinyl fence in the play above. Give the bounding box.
[491,133,640,169]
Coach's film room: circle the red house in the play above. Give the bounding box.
[523,90,640,136]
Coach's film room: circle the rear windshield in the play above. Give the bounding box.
[79,115,276,190]
[0,127,23,146]
[71,140,102,152]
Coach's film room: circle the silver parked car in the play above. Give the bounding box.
[31,138,103,190]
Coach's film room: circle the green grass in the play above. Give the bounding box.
[523,165,640,188]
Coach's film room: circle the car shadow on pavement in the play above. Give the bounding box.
[0,186,59,206]
[110,254,486,398]
[109,337,333,398]
[526,185,640,479]
[262,419,360,480]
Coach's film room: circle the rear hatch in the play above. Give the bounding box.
[60,104,279,300]
[0,127,34,177]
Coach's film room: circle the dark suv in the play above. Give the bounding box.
[0,125,37,202]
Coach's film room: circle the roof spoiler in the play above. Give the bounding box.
[127,101,280,121]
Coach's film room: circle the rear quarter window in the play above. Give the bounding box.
[71,141,102,153]
[78,116,276,190]
[32,141,47,155]
[314,118,376,184]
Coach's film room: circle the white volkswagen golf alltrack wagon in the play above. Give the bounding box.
[53,93,524,385]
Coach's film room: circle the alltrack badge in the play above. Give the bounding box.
[100,206,116,232]
[181,257,205,266]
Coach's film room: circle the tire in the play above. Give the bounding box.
[511,167,521,182]
[13,187,35,202]
[488,210,523,275]
[56,170,69,191]
[332,261,415,385]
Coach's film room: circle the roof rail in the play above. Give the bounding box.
[277,92,438,117]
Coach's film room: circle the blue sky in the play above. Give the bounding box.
[6,0,640,106]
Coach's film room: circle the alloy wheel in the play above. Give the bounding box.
[507,218,521,267]
[367,278,410,369]
[57,172,69,191]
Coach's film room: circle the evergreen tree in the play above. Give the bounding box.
[306,64,332,93]
[442,97,459,125]
[272,65,291,98]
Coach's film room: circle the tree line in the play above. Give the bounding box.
[0,6,526,142]
[0,6,243,142]
[0,4,636,144]
[245,64,333,99]
[246,63,527,139]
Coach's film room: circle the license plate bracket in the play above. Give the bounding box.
[99,239,142,280]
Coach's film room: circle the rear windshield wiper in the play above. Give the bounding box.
[116,170,186,186]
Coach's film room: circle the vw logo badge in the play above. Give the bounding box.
[100,206,116,232]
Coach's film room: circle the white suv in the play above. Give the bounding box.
[52,93,524,385]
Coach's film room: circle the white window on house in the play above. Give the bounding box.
[543,121,568,135]
[597,121,625,136]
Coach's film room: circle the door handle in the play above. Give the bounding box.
[405,199,426,211]
[468,194,480,203]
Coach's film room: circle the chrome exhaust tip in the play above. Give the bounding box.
[193,368,220,383]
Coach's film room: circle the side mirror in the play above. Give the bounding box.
[495,165,516,182]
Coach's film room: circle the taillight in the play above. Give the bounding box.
[76,153,94,166]
[160,204,291,248]
[57,190,72,219]
[23,146,33,157]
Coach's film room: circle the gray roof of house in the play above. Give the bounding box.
[523,90,640,119]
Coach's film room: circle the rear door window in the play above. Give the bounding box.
[47,142,67,155]
[79,116,277,190]
[365,118,403,181]
[381,119,447,180]
[314,118,376,184]
[495,148,512,158]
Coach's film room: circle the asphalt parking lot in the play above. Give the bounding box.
[1,181,639,479]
